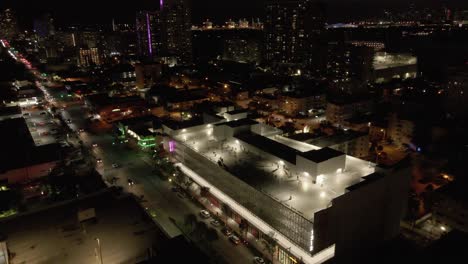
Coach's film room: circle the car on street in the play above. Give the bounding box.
[221,227,232,236]
[112,163,119,168]
[92,143,98,148]
[210,220,223,228]
[199,210,211,219]
[253,257,265,264]
[229,235,241,245]
[96,158,103,164]
[66,119,72,123]
[177,192,187,199]
[78,128,84,133]
[128,178,135,186]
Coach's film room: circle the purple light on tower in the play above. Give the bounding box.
[146,13,153,56]
[160,0,164,10]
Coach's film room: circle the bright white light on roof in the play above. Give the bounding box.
[336,168,343,174]
[310,229,314,251]
[440,226,446,231]
[279,160,284,165]
[235,140,239,144]
[320,192,326,198]
[316,174,325,184]
[302,181,309,191]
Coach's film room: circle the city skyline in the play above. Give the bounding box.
[2,0,468,27]
[0,1,467,264]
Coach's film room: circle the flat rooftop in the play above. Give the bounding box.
[307,130,368,148]
[216,118,258,128]
[373,52,417,70]
[0,118,61,173]
[175,128,375,220]
[0,192,159,264]
[0,106,21,117]
[162,117,205,130]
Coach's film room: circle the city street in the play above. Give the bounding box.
[7,43,260,264]
[59,103,258,264]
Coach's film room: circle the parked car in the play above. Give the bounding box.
[253,257,265,264]
[127,178,135,186]
[199,210,210,219]
[229,235,241,245]
[96,158,103,164]
[177,192,187,199]
[92,143,98,148]
[221,227,232,236]
[210,220,222,228]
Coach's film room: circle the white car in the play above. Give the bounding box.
[199,210,210,219]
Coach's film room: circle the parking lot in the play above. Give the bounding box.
[21,105,64,146]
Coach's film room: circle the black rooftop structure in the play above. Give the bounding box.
[299,147,344,163]
[235,132,299,164]
[216,119,258,128]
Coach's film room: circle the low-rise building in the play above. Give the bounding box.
[387,113,415,147]
[372,52,418,84]
[432,181,468,233]
[135,62,163,90]
[161,118,410,263]
[0,118,60,184]
[279,91,326,116]
[85,94,151,123]
[0,106,21,121]
[326,98,373,126]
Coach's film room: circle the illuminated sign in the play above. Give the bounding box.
[169,140,176,153]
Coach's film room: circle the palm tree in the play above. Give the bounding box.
[194,221,209,241]
[184,213,197,233]
[206,228,219,243]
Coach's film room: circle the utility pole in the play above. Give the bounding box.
[95,238,103,264]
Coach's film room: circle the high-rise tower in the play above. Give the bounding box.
[265,0,326,75]
[161,0,192,64]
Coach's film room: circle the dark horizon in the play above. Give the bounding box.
[2,0,468,28]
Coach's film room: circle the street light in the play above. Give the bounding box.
[95,238,103,264]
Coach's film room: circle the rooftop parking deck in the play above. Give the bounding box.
[174,128,375,220]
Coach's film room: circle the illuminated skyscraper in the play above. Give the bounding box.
[161,0,192,64]
[265,0,326,75]
[34,13,55,39]
[0,9,19,40]
[136,11,163,59]
[79,47,101,67]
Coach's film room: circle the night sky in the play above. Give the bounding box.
[1,0,467,27]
